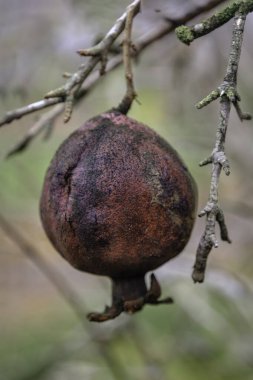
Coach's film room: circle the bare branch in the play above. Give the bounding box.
[0,0,227,157]
[77,0,140,57]
[115,0,140,114]
[5,104,63,158]
[192,6,250,283]
[0,98,60,128]
[47,0,141,123]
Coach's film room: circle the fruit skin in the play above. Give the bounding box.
[40,110,197,320]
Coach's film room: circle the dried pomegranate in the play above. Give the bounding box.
[40,110,197,322]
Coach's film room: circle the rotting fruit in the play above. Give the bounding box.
[40,110,197,322]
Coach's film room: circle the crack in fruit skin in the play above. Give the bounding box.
[40,110,198,321]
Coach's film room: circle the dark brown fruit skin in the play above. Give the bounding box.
[40,111,197,279]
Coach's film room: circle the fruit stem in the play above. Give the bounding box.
[116,0,141,114]
[112,276,147,304]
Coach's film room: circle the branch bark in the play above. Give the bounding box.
[192,5,251,282]
[176,0,253,45]
[0,0,227,157]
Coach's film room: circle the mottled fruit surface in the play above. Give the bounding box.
[40,111,197,279]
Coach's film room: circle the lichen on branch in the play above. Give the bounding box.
[176,0,253,45]
[190,5,252,282]
[0,0,228,158]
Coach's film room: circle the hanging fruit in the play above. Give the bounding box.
[40,109,197,322]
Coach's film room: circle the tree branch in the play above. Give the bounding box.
[0,0,227,158]
[176,0,253,45]
[0,98,60,127]
[192,4,252,283]
[5,104,63,159]
[46,0,141,123]
[115,0,140,114]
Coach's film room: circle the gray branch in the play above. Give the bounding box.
[192,6,251,283]
[45,0,141,123]
[0,0,225,157]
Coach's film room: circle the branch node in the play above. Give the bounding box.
[213,151,230,175]
[198,202,214,217]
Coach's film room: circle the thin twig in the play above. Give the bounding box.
[46,0,141,123]
[0,0,227,157]
[192,5,251,283]
[116,0,140,114]
[5,104,63,158]
[0,98,60,127]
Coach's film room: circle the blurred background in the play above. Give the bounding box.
[0,0,253,379]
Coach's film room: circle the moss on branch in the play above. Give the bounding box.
[176,0,253,45]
